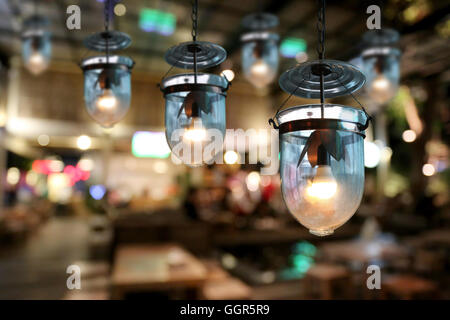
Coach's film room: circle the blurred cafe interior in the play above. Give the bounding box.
[0,0,449,300]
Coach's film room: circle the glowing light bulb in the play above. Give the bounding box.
[372,74,390,91]
[96,89,118,111]
[26,51,48,75]
[306,165,338,200]
[368,74,395,104]
[183,117,207,142]
[247,59,275,88]
[251,59,270,76]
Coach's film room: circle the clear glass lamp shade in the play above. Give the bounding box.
[277,104,367,236]
[22,33,52,75]
[162,73,227,167]
[242,33,279,88]
[82,56,133,128]
[362,50,400,105]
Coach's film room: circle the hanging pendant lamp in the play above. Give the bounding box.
[269,0,371,236]
[361,29,401,106]
[241,12,279,88]
[80,0,135,128]
[161,0,229,167]
[22,2,52,76]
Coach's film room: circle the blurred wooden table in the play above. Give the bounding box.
[382,275,438,299]
[111,244,208,299]
[305,263,351,299]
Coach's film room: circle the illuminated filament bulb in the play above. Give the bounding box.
[372,74,390,91]
[96,88,118,111]
[250,59,270,77]
[183,117,207,142]
[306,165,337,200]
[26,51,48,75]
[368,74,395,104]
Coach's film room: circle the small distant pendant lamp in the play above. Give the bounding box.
[80,0,134,128]
[361,29,401,105]
[161,0,229,167]
[22,2,52,76]
[269,0,371,236]
[241,12,279,88]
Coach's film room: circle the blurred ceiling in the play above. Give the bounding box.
[0,0,448,78]
[0,0,448,153]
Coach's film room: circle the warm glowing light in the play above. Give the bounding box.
[77,135,92,150]
[153,161,168,174]
[402,129,417,143]
[422,163,435,176]
[78,158,94,171]
[368,74,396,104]
[224,150,239,165]
[364,141,381,168]
[26,52,47,75]
[7,167,20,185]
[246,171,261,192]
[96,89,118,111]
[306,166,337,200]
[49,160,64,173]
[221,69,235,81]
[26,171,38,186]
[37,134,50,146]
[183,118,207,142]
[247,59,276,88]
[251,59,270,77]
[381,146,393,162]
[114,3,127,16]
[372,74,390,91]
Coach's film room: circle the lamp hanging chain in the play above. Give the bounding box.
[316,0,325,60]
[191,0,199,83]
[104,0,110,64]
[191,0,198,42]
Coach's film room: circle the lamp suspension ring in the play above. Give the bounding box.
[279,60,366,99]
[241,12,279,30]
[84,31,132,52]
[164,41,227,70]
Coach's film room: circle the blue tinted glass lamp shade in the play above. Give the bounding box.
[241,13,279,88]
[81,55,134,128]
[161,41,228,167]
[162,0,228,167]
[361,29,401,105]
[161,72,228,166]
[22,16,52,75]
[80,29,134,128]
[273,60,370,236]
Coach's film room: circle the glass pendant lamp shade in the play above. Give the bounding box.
[81,55,134,128]
[162,1,228,167]
[161,73,228,167]
[277,104,368,236]
[361,29,401,105]
[241,13,279,88]
[241,32,279,88]
[22,16,52,75]
[271,0,370,236]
